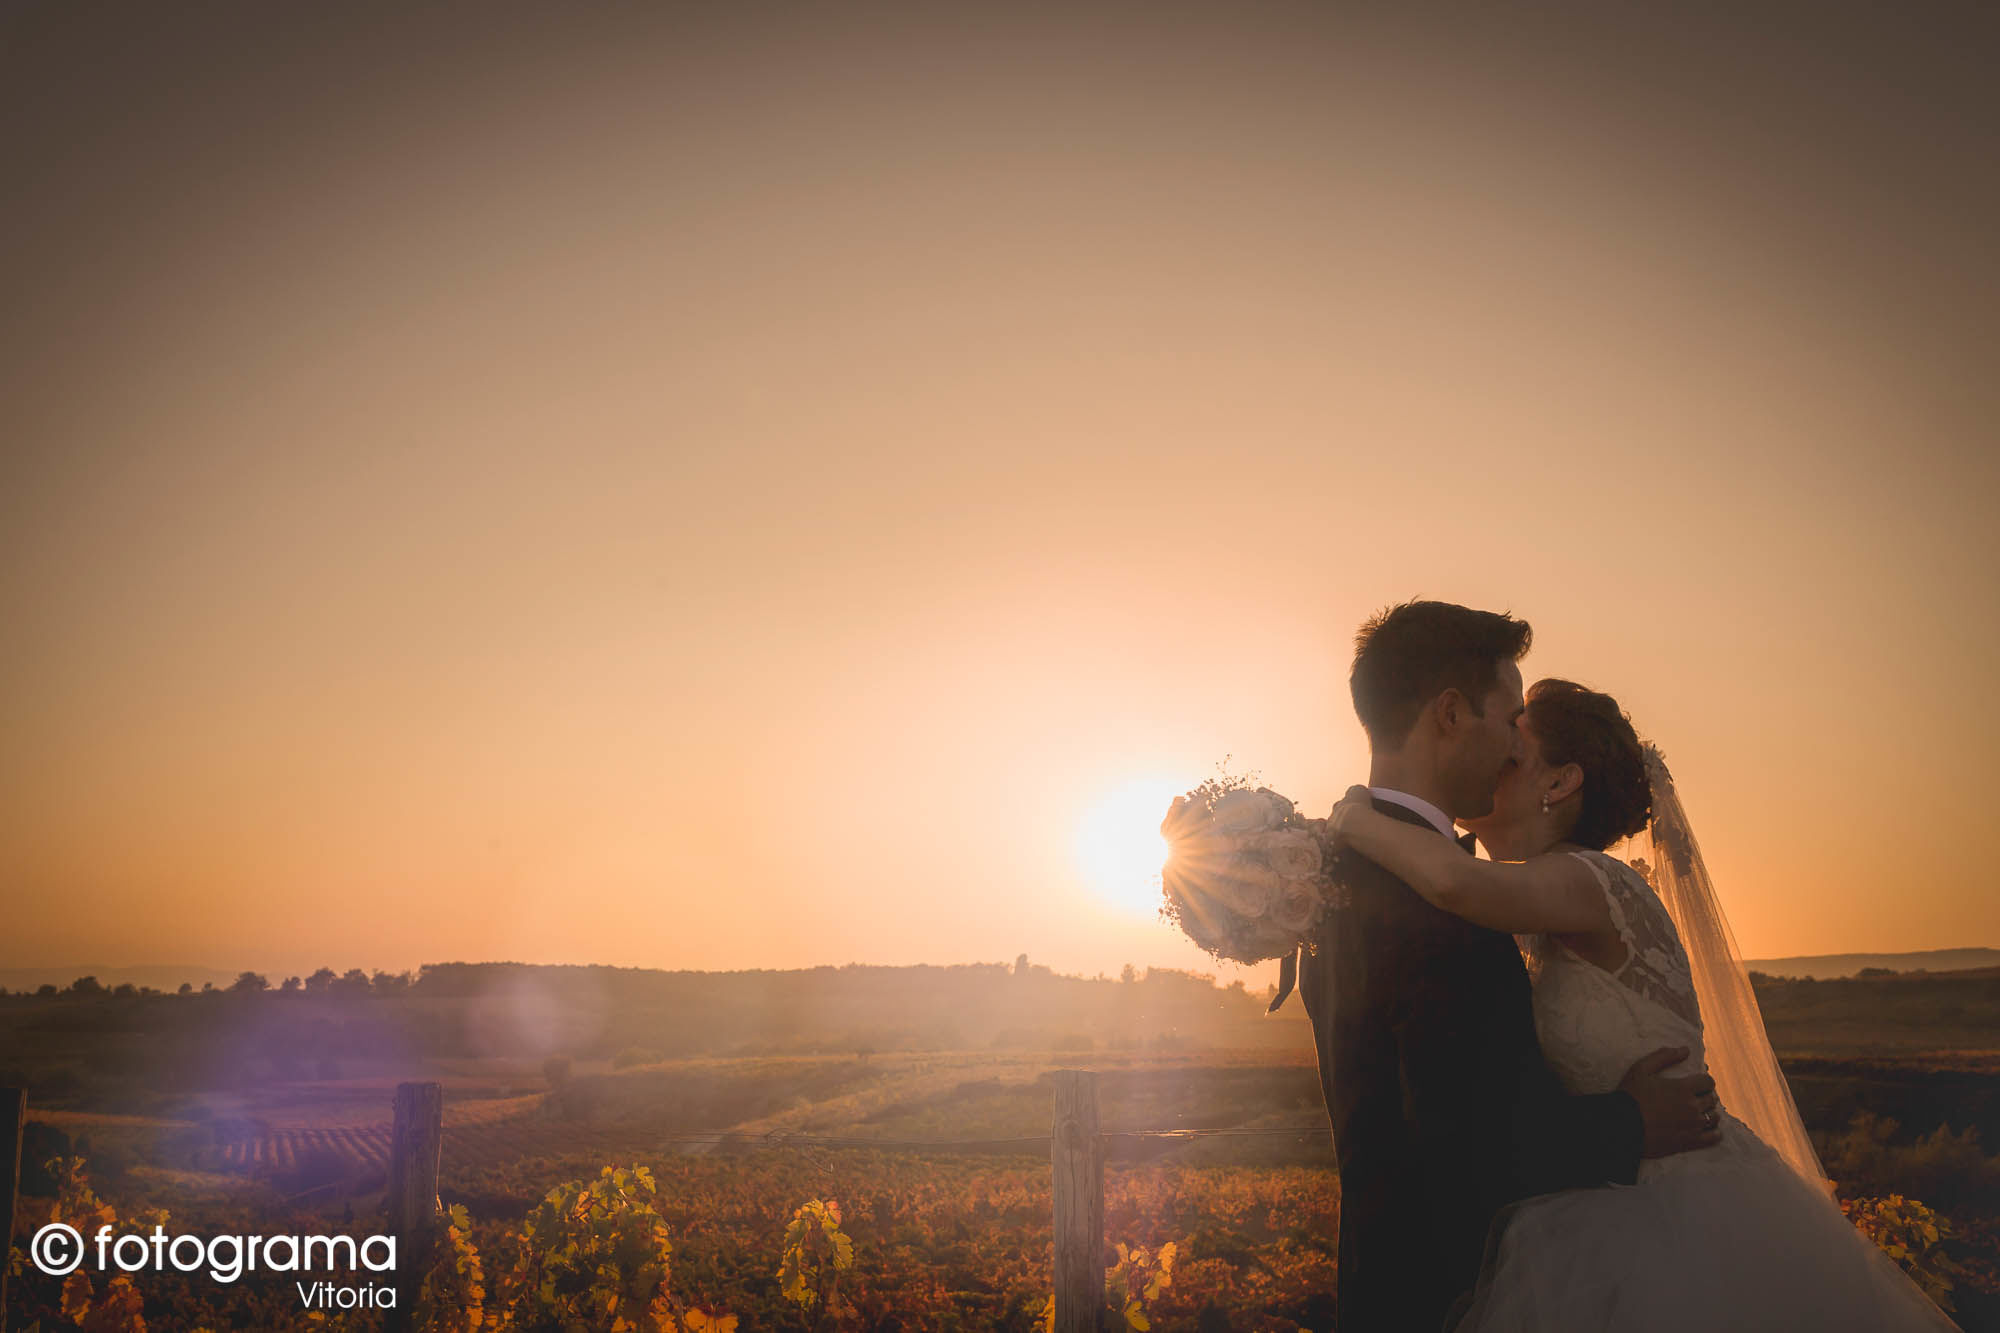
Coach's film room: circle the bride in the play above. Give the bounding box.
[1324,677,1960,1332]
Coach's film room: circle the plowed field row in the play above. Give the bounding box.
[196,1119,670,1180]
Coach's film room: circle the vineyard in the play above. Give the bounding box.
[9,1047,2000,1330]
[5,1052,1359,1330]
[189,1120,661,1184]
[8,970,2000,1329]
[13,1126,1997,1331]
[7,1143,1345,1332]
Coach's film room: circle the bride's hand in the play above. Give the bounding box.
[1325,785,1373,845]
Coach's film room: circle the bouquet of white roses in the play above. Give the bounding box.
[1157,772,1337,966]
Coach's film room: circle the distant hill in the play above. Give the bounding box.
[0,964,245,994]
[10,951,1994,993]
[1741,948,2000,980]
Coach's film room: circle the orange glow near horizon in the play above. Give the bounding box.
[1,3,1995,990]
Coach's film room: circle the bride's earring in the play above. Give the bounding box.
[1540,793,1551,815]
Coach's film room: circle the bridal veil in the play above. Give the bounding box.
[1625,743,1829,1193]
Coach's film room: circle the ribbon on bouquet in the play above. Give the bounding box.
[1268,944,1300,1013]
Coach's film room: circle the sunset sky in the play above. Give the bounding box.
[3,1,1995,988]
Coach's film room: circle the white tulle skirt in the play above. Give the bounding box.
[1450,1113,1962,1332]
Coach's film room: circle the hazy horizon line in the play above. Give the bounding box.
[9,944,1999,990]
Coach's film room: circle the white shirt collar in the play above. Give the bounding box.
[1368,786,1459,841]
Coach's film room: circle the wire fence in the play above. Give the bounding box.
[648,1125,1330,1151]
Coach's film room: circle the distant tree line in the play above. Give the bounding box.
[0,967,421,1000]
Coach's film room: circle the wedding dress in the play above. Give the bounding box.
[1449,848,1961,1331]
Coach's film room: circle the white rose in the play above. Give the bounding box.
[1254,787,1296,822]
[1212,789,1276,833]
[1262,829,1323,881]
[1209,876,1260,919]
[1214,857,1279,917]
[1160,794,1207,841]
[1270,882,1321,935]
[1167,832,1242,878]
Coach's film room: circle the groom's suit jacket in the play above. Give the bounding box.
[1287,798,1645,1332]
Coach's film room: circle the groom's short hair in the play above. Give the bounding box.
[1350,600,1532,745]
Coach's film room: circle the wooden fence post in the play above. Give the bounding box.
[2,1087,23,1333]
[1051,1070,1105,1333]
[384,1081,444,1332]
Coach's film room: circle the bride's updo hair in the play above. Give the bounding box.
[1525,678,1652,851]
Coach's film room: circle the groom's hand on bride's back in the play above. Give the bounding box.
[1618,1046,1725,1157]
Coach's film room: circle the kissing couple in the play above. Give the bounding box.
[1271,599,1958,1331]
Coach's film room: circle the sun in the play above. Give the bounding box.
[1073,777,1182,916]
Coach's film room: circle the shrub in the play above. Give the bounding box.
[777,1197,855,1329]
[1841,1193,1971,1313]
[413,1202,487,1333]
[1820,1111,2000,1213]
[11,1156,172,1331]
[494,1165,684,1329]
[16,1122,72,1194]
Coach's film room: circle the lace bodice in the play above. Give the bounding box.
[1522,850,1774,1182]
[1478,854,1962,1331]
[1534,850,1701,1028]
[1526,853,1698,1078]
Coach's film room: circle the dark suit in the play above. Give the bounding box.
[1277,798,1644,1331]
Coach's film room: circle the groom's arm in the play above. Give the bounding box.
[1505,1057,1644,1195]
[1390,919,1642,1220]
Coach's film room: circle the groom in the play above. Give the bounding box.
[1270,600,1721,1330]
